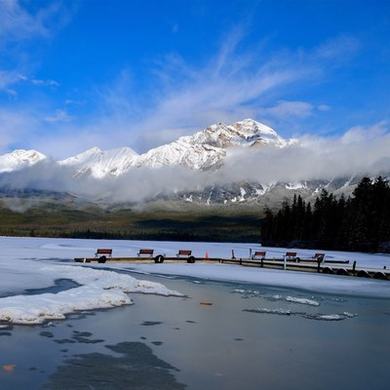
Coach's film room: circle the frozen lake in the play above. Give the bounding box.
[1,237,390,388]
[1,235,390,268]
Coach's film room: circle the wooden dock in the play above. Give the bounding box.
[74,254,390,281]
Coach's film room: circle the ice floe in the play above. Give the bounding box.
[284,296,320,306]
[244,308,292,316]
[0,265,183,325]
[244,307,357,321]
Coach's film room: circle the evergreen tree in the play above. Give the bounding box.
[260,176,390,252]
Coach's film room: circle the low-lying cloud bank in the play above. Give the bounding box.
[0,122,389,203]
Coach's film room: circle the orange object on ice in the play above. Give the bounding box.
[3,364,15,373]
[205,251,209,259]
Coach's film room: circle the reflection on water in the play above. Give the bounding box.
[0,272,389,390]
[45,342,185,390]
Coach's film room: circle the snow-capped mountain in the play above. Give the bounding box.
[0,119,288,178]
[0,149,46,173]
[0,119,386,208]
[54,118,290,178]
[133,119,288,170]
[59,146,138,178]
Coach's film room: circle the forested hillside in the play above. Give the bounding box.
[261,177,390,252]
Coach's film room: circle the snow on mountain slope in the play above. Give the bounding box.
[133,136,226,170]
[0,119,287,177]
[59,146,138,178]
[134,119,288,170]
[0,149,46,173]
[191,119,287,148]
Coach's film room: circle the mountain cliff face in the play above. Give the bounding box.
[0,119,384,208]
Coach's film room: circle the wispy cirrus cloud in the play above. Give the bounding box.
[257,100,332,120]
[29,31,359,157]
[0,0,70,43]
[0,1,71,94]
[0,23,361,158]
[0,72,60,95]
[314,35,360,60]
[44,109,72,123]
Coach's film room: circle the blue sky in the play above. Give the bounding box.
[0,0,389,157]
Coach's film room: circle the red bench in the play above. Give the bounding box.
[285,252,298,261]
[95,248,112,258]
[138,248,154,257]
[177,249,192,257]
[252,251,266,260]
[95,248,112,263]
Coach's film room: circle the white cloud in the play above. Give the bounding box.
[261,100,314,118]
[318,104,331,112]
[314,35,360,61]
[0,70,21,94]
[1,121,389,204]
[0,0,49,41]
[258,101,332,120]
[0,73,60,94]
[31,78,60,87]
[0,0,69,43]
[44,109,72,123]
[33,32,350,156]
[0,30,362,158]
[340,121,388,144]
[0,1,70,94]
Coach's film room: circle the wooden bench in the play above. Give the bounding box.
[285,252,298,261]
[252,251,266,260]
[95,248,112,258]
[177,249,192,257]
[138,248,154,257]
[298,252,325,263]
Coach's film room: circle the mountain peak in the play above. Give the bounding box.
[59,147,103,167]
[0,149,46,173]
[191,118,286,148]
[0,118,289,177]
[9,149,46,159]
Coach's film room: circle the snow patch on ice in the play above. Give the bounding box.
[244,308,292,316]
[285,296,320,306]
[269,294,320,306]
[245,307,357,321]
[306,314,345,321]
[0,265,182,325]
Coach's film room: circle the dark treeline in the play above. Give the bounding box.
[261,177,390,252]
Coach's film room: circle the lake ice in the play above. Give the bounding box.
[1,236,390,389]
[1,236,390,325]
